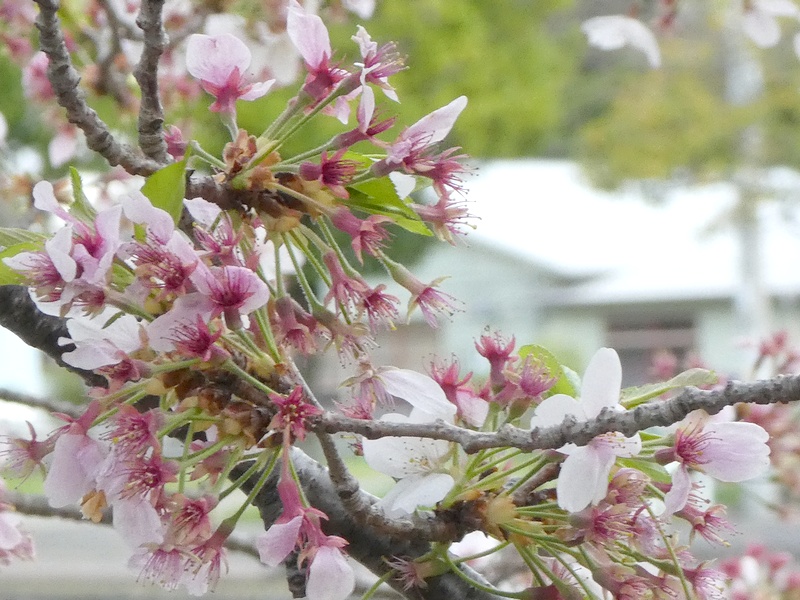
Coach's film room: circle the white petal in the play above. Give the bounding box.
[754,0,800,16]
[742,9,782,47]
[403,96,468,148]
[112,496,165,547]
[379,368,456,419]
[530,394,585,428]
[662,465,692,515]
[378,472,454,516]
[581,15,661,68]
[362,427,450,478]
[581,347,622,417]
[556,445,615,513]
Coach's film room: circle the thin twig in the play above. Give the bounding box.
[313,374,800,452]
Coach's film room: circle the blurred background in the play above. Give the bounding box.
[4,0,800,597]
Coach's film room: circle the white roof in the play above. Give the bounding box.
[464,159,800,305]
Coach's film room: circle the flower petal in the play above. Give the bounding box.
[580,347,622,417]
[306,546,355,600]
[379,368,456,419]
[556,445,615,513]
[378,472,454,517]
[256,516,302,567]
[186,33,252,86]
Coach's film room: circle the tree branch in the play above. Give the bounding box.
[243,448,506,600]
[134,0,171,164]
[314,374,800,452]
[33,0,163,177]
[0,285,105,387]
[4,491,260,560]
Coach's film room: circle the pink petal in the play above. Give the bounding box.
[702,422,771,482]
[186,33,252,87]
[238,79,275,101]
[0,512,24,551]
[122,191,175,244]
[44,433,106,507]
[256,516,303,567]
[286,0,331,69]
[112,496,165,547]
[306,546,355,600]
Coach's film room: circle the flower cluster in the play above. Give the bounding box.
[349,339,772,597]
[0,1,786,599]
[0,4,469,597]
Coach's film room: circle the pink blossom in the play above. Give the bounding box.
[43,403,108,508]
[190,263,270,329]
[659,411,771,513]
[359,284,400,332]
[286,0,348,102]
[269,386,322,442]
[0,422,53,480]
[299,150,358,199]
[330,207,392,264]
[185,33,274,116]
[374,97,468,186]
[530,348,641,513]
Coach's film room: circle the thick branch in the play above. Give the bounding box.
[243,448,505,600]
[5,491,259,560]
[0,286,105,387]
[33,0,163,176]
[134,0,171,163]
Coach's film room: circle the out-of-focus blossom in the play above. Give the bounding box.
[581,15,661,68]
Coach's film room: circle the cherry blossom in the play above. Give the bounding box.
[185,33,275,117]
[658,410,771,514]
[581,15,661,68]
[529,348,641,513]
[362,369,457,516]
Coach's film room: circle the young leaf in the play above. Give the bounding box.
[517,344,578,397]
[69,167,97,222]
[141,158,187,225]
[0,242,41,285]
[348,178,432,236]
[0,228,48,248]
[620,368,718,408]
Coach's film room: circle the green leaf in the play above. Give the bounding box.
[141,158,187,225]
[620,368,718,409]
[517,344,577,398]
[616,457,672,485]
[347,178,432,237]
[0,242,41,285]
[0,228,48,249]
[69,167,97,222]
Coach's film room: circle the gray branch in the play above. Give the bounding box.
[33,0,163,176]
[134,0,171,164]
[315,374,800,452]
